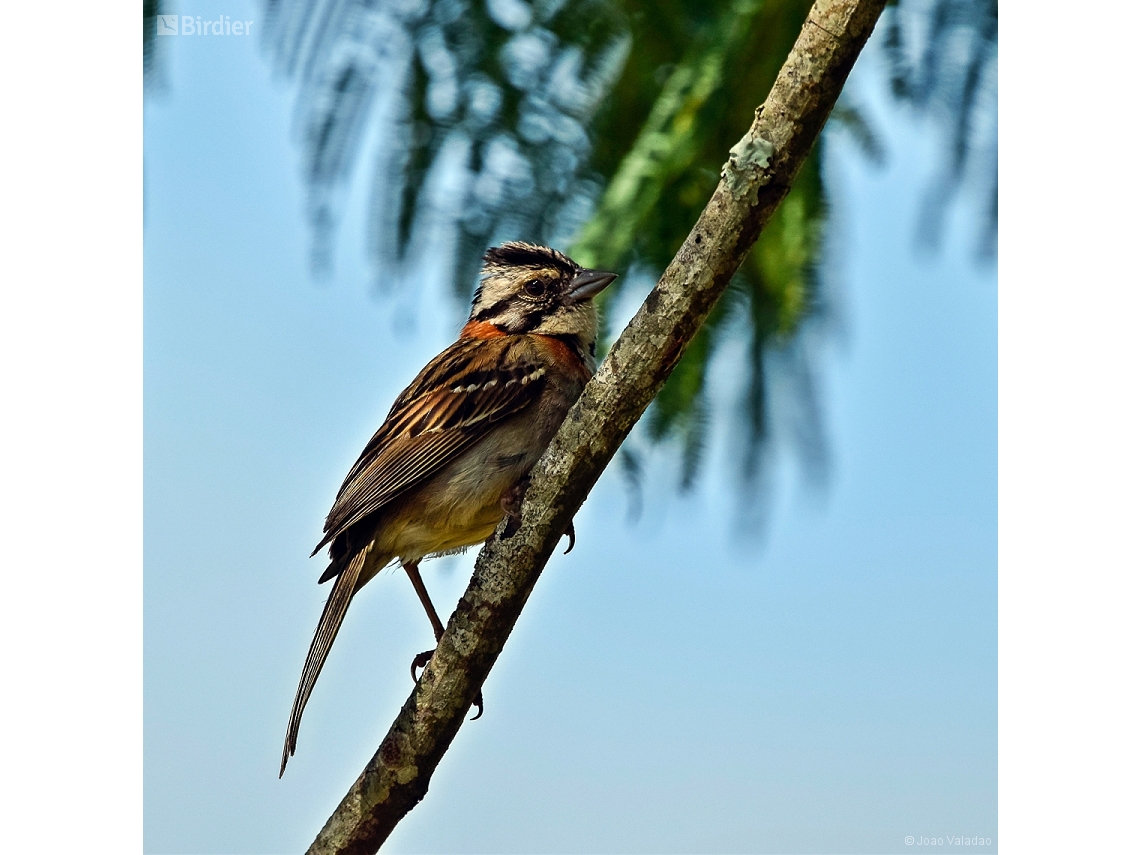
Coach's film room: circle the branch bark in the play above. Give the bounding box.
[305,1,887,851]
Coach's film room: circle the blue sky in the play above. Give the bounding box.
[143,4,996,853]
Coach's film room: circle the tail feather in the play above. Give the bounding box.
[280,542,372,776]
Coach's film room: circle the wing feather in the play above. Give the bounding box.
[312,336,545,554]
[281,542,370,775]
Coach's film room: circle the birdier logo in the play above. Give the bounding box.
[156,15,254,36]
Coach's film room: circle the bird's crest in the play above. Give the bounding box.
[481,242,578,277]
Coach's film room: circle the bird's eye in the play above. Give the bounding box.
[523,278,545,297]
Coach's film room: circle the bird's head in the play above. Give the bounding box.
[469,242,617,348]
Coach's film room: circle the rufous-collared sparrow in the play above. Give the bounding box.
[280,242,616,775]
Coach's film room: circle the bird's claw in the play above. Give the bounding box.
[412,650,484,721]
[563,519,576,554]
[412,652,483,720]
[411,648,434,681]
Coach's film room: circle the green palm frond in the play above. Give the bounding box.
[570,0,825,488]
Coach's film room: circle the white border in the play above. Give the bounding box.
[5,1,1139,852]
[1000,2,1139,852]
[0,3,141,851]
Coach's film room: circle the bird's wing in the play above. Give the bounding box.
[312,336,547,554]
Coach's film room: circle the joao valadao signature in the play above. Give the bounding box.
[905,834,994,847]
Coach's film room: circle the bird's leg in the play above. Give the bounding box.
[402,559,484,720]
[404,559,445,678]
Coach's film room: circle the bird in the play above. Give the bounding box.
[280,242,617,776]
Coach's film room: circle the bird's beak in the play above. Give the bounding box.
[568,268,618,302]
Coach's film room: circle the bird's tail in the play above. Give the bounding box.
[280,542,372,777]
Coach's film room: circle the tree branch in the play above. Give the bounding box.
[305,1,887,851]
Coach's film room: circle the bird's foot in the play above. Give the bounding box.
[500,479,577,551]
[500,475,531,537]
[411,648,484,720]
[411,648,435,681]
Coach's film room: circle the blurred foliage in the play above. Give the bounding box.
[143,0,164,93]
[261,0,631,277]
[884,0,997,255]
[143,0,996,495]
[568,0,824,488]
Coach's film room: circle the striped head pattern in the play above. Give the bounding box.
[469,242,617,351]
